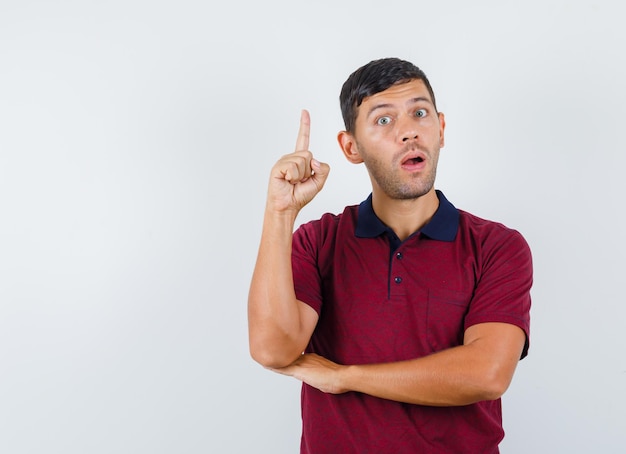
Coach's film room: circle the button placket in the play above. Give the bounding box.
[394,250,404,284]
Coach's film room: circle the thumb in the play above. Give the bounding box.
[311,158,331,187]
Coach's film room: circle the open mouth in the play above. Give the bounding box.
[402,155,425,166]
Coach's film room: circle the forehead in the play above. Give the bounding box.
[360,79,433,111]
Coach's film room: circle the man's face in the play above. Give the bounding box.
[341,79,446,200]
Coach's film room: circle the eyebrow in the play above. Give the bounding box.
[366,97,433,118]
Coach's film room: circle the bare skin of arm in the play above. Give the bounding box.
[272,322,526,406]
[248,110,329,369]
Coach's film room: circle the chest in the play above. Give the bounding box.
[311,236,478,362]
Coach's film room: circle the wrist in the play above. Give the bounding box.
[336,363,359,394]
[263,207,298,231]
[265,198,301,220]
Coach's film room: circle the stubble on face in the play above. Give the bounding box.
[356,140,440,200]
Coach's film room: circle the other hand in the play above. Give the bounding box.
[270,353,348,395]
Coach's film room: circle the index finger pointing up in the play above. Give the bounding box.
[295,109,310,152]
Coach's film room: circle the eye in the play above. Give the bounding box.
[376,116,392,125]
[415,109,427,118]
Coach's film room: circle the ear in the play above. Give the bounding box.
[438,112,446,147]
[337,131,364,164]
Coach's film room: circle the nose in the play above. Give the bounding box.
[398,115,419,142]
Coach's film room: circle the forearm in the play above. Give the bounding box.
[277,323,525,406]
[248,211,309,368]
[340,345,509,406]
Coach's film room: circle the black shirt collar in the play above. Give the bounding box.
[355,190,459,242]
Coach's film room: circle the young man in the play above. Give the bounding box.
[248,58,532,453]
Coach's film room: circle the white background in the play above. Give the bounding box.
[1,1,624,452]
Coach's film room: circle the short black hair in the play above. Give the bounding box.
[339,57,437,133]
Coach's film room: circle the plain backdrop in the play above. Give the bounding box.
[1,1,624,452]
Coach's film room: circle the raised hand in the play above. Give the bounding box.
[267,110,330,214]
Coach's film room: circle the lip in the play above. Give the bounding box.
[400,150,427,171]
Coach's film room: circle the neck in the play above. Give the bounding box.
[371,188,439,241]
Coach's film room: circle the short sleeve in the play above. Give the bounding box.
[292,221,324,315]
[464,228,533,359]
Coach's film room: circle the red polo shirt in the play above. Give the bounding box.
[291,190,532,454]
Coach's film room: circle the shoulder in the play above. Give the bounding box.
[295,205,358,239]
[291,206,358,260]
[456,209,532,275]
[458,210,529,246]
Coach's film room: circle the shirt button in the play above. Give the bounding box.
[394,276,402,284]
[396,252,403,260]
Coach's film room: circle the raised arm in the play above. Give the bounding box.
[248,110,330,369]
